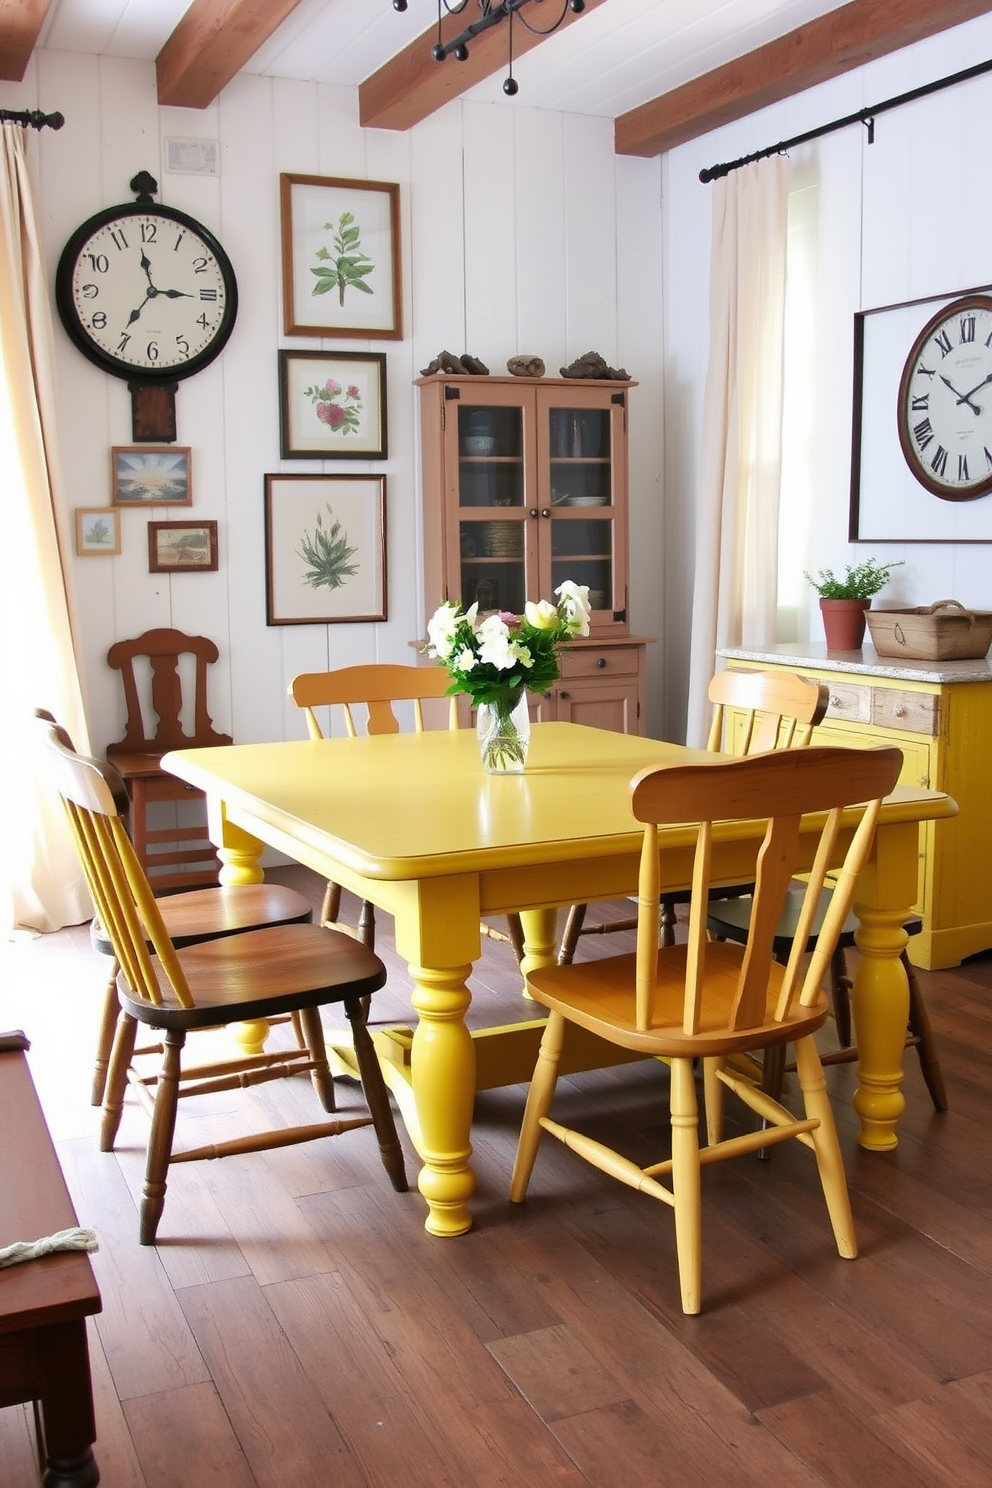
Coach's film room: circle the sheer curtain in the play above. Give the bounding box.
[685,157,789,746]
[0,123,92,934]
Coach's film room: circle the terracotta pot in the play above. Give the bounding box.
[819,597,870,650]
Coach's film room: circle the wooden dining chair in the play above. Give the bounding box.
[37,710,314,1107]
[106,628,232,890]
[289,664,525,962]
[511,743,904,1314]
[557,668,830,964]
[40,720,407,1245]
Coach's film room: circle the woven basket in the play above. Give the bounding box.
[482,522,523,557]
[865,600,992,661]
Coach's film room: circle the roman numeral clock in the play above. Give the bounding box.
[55,171,238,441]
[897,293,992,500]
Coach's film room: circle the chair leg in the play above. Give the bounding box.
[903,950,948,1112]
[140,1029,184,1245]
[320,880,342,929]
[92,957,121,1106]
[702,1056,725,1147]
[510,1009,565,1201]
[557,905,587,966]
[829,946,854,1048]
[344,996,408,1193]
[669,1057,703,1315]
[660,897,679,950]
[100,1011,138,1151]
[505,913,526,967]
[297,1005,337,1112]
[793,1035,857,1261]
[357,900,376,949]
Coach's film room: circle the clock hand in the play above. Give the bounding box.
[955,371,992,410]
[939,374,981,415]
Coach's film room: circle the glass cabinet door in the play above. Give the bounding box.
[545,398,623,620]
[455,399,531,615]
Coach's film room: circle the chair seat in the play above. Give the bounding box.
[528,943,831,1058]
[707,884,924,952]
[91,882,313,957]
[118,922,386,1031]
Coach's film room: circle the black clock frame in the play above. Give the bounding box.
[55,199,239,385]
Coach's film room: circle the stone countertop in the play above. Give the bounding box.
[717,643,992,685]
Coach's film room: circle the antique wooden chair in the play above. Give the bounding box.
[37,710,314,1107]
[557,668,830,963]
[105,628,232,890]
[289,664,525,962]
[511,744,903,1314]
[41,720,407,1245]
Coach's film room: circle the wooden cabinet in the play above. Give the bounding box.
[417,373,649,733]
[720,645,992,970]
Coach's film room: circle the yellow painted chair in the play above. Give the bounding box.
[40,720,407,1245]
[289,664,525,962]
[510,743,903,1314]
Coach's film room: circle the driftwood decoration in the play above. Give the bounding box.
[420,351,490,375]
[560,350,630,380]
[507,354,545,376]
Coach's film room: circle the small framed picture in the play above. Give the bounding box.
[264,474,386,625]
[148,520,218,573]
[75,507,121,555]
[278,350,387,459]
[279,173,402,339]
[111,446,192,506]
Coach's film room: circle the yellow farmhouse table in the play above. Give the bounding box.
[164,722,956,1237]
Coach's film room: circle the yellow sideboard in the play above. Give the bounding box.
[719,644,992,970]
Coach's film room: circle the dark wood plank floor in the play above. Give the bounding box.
[3,868,992,1487]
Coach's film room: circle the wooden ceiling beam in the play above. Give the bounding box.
[615,0,992,157]
[156,0,308,109]
[0,0,54,82]
[360,0,612,132]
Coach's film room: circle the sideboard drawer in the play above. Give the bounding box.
[559,646,640,681]
[872,688,939,735]
[823,682,870,723]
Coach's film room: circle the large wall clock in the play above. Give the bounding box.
[897,292,992,501]
[55,171,238,439]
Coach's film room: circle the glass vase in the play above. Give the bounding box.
[476,691,531,774]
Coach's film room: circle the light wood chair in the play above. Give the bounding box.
[510,743,903,1314]
[106,628,232,890]
[557,668,830,964]
[40,720,408,1245]
[289,664,525,962]
[37,709,314,1108]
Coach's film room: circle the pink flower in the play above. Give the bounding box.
[316,402,347,428]
[322,379,342,396]
[347,385,361,400]
[498,610,520,629]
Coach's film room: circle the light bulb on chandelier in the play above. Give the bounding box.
[394,1,586,97]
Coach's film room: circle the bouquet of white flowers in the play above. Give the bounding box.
[425,581,593,771]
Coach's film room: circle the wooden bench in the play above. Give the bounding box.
[0,1045,102,1487]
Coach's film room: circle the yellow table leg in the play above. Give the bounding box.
[408,961,477,1237]
[850,906,910,1150]
[517,907,560,995]
[206,800,265,885]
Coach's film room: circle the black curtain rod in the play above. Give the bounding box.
[0,108,64,131]
[699,53,992,183]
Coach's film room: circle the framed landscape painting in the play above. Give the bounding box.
[279,350,387,459]
[264,473,386,625]
[111,446,192,506]
[147,520,218,573]
[280,174,402,339]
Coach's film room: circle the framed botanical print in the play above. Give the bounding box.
[278,350,387,459]
[279,174,402,339]
[264,473,386,625]
[148,520,218,572]
[75,507,121,555]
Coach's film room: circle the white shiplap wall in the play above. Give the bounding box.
[1,51,666,751]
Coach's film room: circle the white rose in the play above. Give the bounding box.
[556,580,592,637]
[426,601,461,659]
[476,614,516,671]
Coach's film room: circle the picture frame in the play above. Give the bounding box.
[264,474,386,625]
[850,285,992,543]
[278,350,388,459]
[75,507,120,555]
[111,446,192,506]
[280,173,402,340]
[147,520,218,573]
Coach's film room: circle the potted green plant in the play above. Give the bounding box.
[804,558,903,650]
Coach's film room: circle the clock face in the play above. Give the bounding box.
[897,293,992,501]
[55,203,238,382]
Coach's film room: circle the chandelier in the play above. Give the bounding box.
[392,1,586,96]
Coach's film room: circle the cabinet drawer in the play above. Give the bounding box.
[871,688,939,735]
[823,682,870,723]
[559,646,639,680]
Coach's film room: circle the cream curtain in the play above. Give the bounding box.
[685,157,789,746]
[0,124,92,934]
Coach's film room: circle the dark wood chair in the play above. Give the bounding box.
[40,720,407,1245]
[557,668,830,964]
[511,744,903,1314]
[290,664,526,963]
[106,628,232,890]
